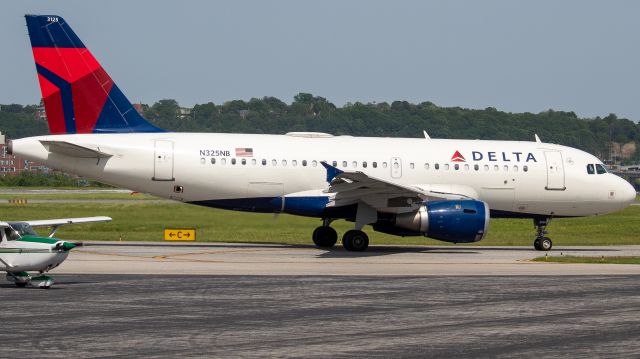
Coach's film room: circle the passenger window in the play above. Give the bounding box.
[200,158,205,164]
[444,164,450,170]
[332,161,337,167]
[586,164,595,174]
[231,158,236,165]
[222,158,227,165]
[293,160,298,166]
[241,159,246,165]
[271,159,277,166]
[312,160,317,167]
[342,161,347,167]
[503,165,509,172]
[596,164,607,174]
[494,165,499,171]
[211,158,216,165]
[302,160,307,167]
[362,161,367,168]
[282,159,287,166]
[523,165,528,172]
[352,161,357,168]
[251,159,256,165]
[382,162,388,168]
[474,164,479,171]
[410,163,415,169]
[513,165,518,172]
[454,164,459,170]
[435,163,439,170]
[425,163,430,170]
[261,159,266,166]
[393,162,399,169]
[373,162,378,168]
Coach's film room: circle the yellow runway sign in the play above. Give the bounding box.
[164,228,196,241]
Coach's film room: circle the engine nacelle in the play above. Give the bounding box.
[373,200,490,243]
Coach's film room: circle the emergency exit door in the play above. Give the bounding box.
[153,140,174,181]
[544,151,565,190]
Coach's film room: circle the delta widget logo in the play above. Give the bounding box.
[451,151,466,162]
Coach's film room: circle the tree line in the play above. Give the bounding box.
[2,94,639,163]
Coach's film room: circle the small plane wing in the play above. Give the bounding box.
[23,216,112,227]
[320,162,475,211]
[40,140,113,158]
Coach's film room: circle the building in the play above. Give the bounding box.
[0,133,49,176]
[35,99,47,121]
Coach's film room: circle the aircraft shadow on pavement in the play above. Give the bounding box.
[315,246,480,258]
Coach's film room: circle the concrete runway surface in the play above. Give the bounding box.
[2,274,639,358]
[3,243,640,358]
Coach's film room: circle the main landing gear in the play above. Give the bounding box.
[533,217,553,251]
[6,271,54,289]
[312,220,369,252]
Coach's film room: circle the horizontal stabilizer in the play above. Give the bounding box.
[40,140,112,158]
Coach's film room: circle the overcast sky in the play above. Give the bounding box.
[1,0,639,121]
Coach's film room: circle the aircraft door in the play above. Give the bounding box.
[544,151,565,190]
[153,140,175,181]
[391,157,402,178]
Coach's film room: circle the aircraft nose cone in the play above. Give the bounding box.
[619,178,637,205]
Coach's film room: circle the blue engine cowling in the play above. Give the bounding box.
[374,200,490,243]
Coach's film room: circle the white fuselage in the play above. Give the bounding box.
[10,132,636,218]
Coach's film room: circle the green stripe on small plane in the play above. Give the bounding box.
[16,236,60,245]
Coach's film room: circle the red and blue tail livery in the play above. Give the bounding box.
[25,15,163,134]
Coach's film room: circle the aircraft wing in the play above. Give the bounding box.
[40,140,113,158]
[23,216,112,227]
[321,162,476,211]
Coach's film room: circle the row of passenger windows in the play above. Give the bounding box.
[586,164,608,175]
[200,157,529,172]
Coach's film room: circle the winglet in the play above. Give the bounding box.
[423,130,431,139]
[320,161,343,183]
[534,134,541,143]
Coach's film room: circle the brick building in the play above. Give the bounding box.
[0,133,48,176]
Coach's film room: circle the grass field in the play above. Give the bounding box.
[0,194,638,246]
[532,256,640,264]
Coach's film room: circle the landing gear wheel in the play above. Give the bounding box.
[533,217,553,251]
[539,237,552,251]
[312,226,338,248]
[342,230,369,252]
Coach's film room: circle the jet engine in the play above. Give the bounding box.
[373,200,490,243]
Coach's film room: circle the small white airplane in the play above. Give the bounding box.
[1,216,111,288]
[8,15,637,252]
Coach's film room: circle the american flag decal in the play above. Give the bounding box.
[235,147,253,157]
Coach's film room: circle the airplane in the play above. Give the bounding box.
[7,15,637,252]
[1,216,112,288]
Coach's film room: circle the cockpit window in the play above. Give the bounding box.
[586,164,595,174]
[595,164,607,174]
[8,222,38,237]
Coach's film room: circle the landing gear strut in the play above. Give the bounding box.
[533,217,553,251]
[312,220,338,248]
[342,230,369,252]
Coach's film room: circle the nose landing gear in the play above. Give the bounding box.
[533,217,553,251]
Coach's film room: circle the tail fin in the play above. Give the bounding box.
[25,15,163,134]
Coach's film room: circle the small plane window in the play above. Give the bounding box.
[596,164,607,174]
[261,159,266,166]
[352,161,357,168]
[382,162,388,168]
[200,158,205,165]
[362,161,367,168]
[444,164,450,170]
[332,161,337,167]
[454,164,459,170]
[272,159,277,166]
[464,164,470,171]
[523,165,528,172]
[211,158,216,165]
[435,163,439,170]
[494,165,499,171]
[231,158,236,165]
[312,160,317,167]
[302,160,308,167]
[373,162,378,168]
[586,164,595,174]
[474,164,479,171]
[251,159,256,165]
[342,161,347,167]
[241,159,246,165]
[221,158,227,165]
[503,165,509,172]
[410,163,415,169]
[282,159,287,166]
[425,163,429,170]
[513,165,518,172]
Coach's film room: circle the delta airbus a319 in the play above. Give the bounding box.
[8,15,637,252]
